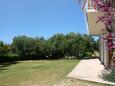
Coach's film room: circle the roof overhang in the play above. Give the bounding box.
[86,9,105,36]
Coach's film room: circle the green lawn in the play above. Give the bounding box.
[0,60,111,86]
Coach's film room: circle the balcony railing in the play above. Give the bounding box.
[87,0,93,9]
[87,0,115,11]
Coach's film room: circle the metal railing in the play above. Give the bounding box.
[87,0,94,9]
[87,0,115,10]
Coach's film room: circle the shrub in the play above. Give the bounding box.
[0,54,19,62]
[82,52,92,59]
[103,69,115,82]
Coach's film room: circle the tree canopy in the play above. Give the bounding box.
[0,32,99,61]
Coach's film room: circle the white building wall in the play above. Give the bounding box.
[100,36,104,63]
[100,35,109,67]
[103,40,109,67]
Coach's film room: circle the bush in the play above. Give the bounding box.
[0,54,19,62]
[103,69,115,82]
[82,52,92,59]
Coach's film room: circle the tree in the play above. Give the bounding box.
[11,33,99,60]
[0,41,10,56]
[65,32,85,58]
[82,35,94,52]
[11,36,48,59]
[11,36,37,59]
[48,33,66,59]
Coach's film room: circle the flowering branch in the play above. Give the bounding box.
[93,0,115,32]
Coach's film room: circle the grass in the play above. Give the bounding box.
[0,60,111,86]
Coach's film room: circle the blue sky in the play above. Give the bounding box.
[0,0,87,44]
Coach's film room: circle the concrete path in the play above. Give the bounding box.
[67,59,115,85]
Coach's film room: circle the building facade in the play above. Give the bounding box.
[85,0,115,67]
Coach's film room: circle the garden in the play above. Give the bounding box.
[0,32,109,86]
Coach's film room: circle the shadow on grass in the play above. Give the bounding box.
[0,61,19,72]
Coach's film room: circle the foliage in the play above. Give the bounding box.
[92,0,115,50]
[65,32,85,58]
[11,36,47,59]
[93,0,115,31]
[103,69,115,82]
[0,41,11,56]
[47,33,66,59]
[0,33,99,61]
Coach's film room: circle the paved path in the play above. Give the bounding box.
[67,59,115,85]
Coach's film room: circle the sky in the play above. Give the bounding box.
[0,0,87,44]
